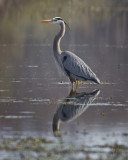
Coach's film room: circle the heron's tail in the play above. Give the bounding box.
[92,77,100,84]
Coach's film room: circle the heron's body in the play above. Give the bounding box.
[40,17,100,90]
[60,51,100,83]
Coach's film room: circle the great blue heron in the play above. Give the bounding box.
[52,89,100,136]
[40,17,100,90]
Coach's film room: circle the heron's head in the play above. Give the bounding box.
[40,17,64,24]
[40,17,70,30]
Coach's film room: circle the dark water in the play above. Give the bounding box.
[0,0,128,159]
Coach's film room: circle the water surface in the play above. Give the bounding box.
[0,0,128,159]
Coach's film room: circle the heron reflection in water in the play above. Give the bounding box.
[52,89,100,136]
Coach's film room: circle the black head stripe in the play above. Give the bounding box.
[55,17,63,21]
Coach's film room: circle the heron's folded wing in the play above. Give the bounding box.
[62,52,95,79]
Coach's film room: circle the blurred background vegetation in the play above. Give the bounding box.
[0,0,128,44]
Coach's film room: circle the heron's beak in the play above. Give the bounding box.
[40,19,52,23]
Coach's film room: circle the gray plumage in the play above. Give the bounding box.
[61,51,100,83]
[40,17,100,90]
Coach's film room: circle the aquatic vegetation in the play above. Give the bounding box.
[0,137,128,160]
[100,111,105,116]
[123,133,128,136]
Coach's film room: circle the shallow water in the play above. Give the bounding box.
[0,0,128,160]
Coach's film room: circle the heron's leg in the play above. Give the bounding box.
[73,81,78,91]
[70,79,76,92]
[70,88,76,95]
[72,82,75,91]
[75,80,79,89]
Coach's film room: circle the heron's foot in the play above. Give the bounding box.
[53,130,61,137]
[71,81,77,92]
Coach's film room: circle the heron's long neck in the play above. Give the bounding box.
[53,22,65,54]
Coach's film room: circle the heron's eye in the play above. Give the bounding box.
[57,18,63,21]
